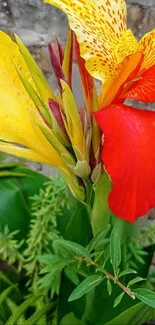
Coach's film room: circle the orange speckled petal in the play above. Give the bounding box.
[44,0,127,82]
[115,29,140,64]
[139,29,155,72]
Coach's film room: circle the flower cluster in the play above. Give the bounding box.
[0,0,155,222]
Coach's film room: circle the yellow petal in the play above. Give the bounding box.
[60,80,87,160]
[44,1,141,107]
[0,142,54,164]
[139,29,155,72]
[0,31,66,167]
[0,142,85,201]
[115,29,140,65]
[15,34,57,103]
[44,0,126,83]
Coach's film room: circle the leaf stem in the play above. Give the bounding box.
[75,256,136,300]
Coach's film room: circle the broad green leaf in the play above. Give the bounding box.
[107,279,112,296]
[134,288,155,308]
[114,292,124,308]
[118,269,137,278]
[110,228,121,275]
[55,239,90,259]
[88,225,111,252]
[60,312,85,325]
[0,166,48,240]
[105,302,154,325]
[68,275,103,302]
[127,277,144,288]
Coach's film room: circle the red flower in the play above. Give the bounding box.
[94,60,155,222]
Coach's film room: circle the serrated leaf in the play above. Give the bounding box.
[55,239,90,259]
[127,277,144,288]
[134,288,155,308]
[110,229,121,275]
[118,269,137,278]
[68,275,103,302]
[88,224,111,252]
[107,279,112,296]
[114,292,124,308]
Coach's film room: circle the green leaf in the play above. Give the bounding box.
[6,295,37,325]
[40,258,73,274]
[25,302,56,325]
[114,292,125,308]
[68,275,104,302]
[0,285,17,307]
[55,239,90,259]
[64,267,80,286]
[103,245,110,266]
[60,313,85,325]
[0,271,13,286]
[110,228,121,275]
[0,166,48,240]
[105,302,154,325]
[127,277,144,288]
[118,269,137,278]
[107,279,112,296]
[134,288,155,308]
[88,225,111,252]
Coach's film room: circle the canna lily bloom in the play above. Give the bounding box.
[0,31,89,201]
[45,0,155,222]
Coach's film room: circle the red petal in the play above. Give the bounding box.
[123,65,155,102]
[74,34,94,115]
[48,43,66,93]
[56,37,64,65]
[94,104,155,222]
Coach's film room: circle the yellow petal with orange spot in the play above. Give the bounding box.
[115,29,140,65]
[139,29,155,72]
[44,0,126,83]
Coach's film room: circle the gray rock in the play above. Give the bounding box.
[127,0,155,7]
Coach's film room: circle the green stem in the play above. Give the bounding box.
[91,172,140,241]
[91,172,111,235]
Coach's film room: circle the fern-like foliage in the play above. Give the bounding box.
[23,178,68,286]
[0,177,68,325]
[0,226,24,271]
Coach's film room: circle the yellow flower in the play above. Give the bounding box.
[44,0,155,107]
[0,31,85,200]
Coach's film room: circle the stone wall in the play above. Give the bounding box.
[0,0,155,89]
